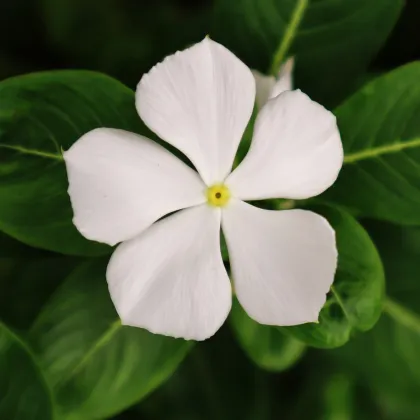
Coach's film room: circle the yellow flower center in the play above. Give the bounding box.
[206,184,231,207]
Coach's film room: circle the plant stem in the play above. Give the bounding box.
[269,0,308,76]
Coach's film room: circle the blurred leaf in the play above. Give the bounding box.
[0,254,78,330]
[282,205,384,348]
[323,63,420,225]
[334,302,420,420]
[30,258,192,420]
[0,322,53,420]
[0,231,79,330]
[373,1,420,69]
[213,0,402,106]
[321,374,353,420]
[319,372,386,420]
[230,299,305,371]
[0,70,149,255]
[0,51,29,82]
[0,0,43,54]
[367,220,420,313]
[41,0,209,87]
[332,221,420,419]
[0,230,41,258]
[139,325,272,420]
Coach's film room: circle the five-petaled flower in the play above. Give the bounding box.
[64,38,343,341]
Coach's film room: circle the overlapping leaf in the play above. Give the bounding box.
[0,71,148,255]
[230,300,305,371]
[324,63,420,225]
[281,206,384,348]
[213,0,402,105]
[30,259,192,420]
[0,323,53,420]
[332,222,420,419]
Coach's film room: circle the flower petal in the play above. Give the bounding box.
[107,204,232,340]
[253,57,294,108]
[64,128,205,246]
[252,70,276,109]
[136,37,255,185]
[222,200,337,326]
[226,90,343,200]
[271,56,294,99]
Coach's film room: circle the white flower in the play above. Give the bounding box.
[64,38,343,341]
[253,57,294,108]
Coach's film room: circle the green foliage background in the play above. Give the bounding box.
[1,0,420,419]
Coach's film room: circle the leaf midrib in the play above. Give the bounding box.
[0,144,63,161]
[331,285,353,324]
[27,317,123,416]
[384,297,420,335]
[55,319,122,389]
[3,128,419,167]
[343,137,420,164]
[0,322,57,420]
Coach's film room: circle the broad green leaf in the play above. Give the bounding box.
[30,258,192,420]
[230,300,305,371]
[0,250,78,330]
[281,205,384,348]
[139,325,270,420]
[41,0,209,87]
[280,366,383,420]
[0,230,43,258]
[140,328,378,420]
[0,322,53,420]
[334,301,420,420]
[213,0,402,105]
[0,71,147,255]
[367,220,420,313]
[0,231,79,331]
[332,222,420,419]
[323,63,420,225]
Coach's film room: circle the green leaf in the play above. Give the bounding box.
[334,301,420,420]
[0,322,53,420]
[376,300,420,418]
[331,222,420,419]
[321,374,354,420]
[41,0,210,87]
[0,254,78,330]
[281,205,384,348]
[0,70,147,255]
[0,231,80,330]
[319,372,383,420]
[367,220,420,313]
[323,63,420,225]
[139,325,268,420]
[230,299,305,371]
[0,230,43,258]
[212,0,402,106]
[30,258,192,420]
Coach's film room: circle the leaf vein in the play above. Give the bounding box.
[384,298,420,335]
[0,322,57,419]
[330,285,352,325]
[344,138,420,163]
[56,319,122,388]
[0,144,63,160]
